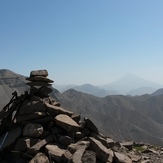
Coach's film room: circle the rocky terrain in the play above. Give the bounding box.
[1,69,163,153]
[0,70,163,162]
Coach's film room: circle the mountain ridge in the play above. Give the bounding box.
[1,69,163,146]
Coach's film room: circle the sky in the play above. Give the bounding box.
[0,0,163,85]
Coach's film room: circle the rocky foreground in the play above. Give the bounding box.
[0,69,163,163]
[0,94,163,163]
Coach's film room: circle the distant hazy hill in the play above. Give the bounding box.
[55,74,162,96]
[61,89,163,146]
[1,69,163,146]
[99,74,162,95]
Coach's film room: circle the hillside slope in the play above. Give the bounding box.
[1,69,163,146]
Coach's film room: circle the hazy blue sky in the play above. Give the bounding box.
[0,0,163,85]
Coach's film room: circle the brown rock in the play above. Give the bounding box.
[70,145,87,163]
[68,141,90,154]
[45,102,73,116]
[54,114,80,132]
[22,123,44,138]
[114,152,132,163]
[45,144,66,162]
[30,70,49,77]
[89,137,113,162]
[29,152,49,163]
[27,135,53,155]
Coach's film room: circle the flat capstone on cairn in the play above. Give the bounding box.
[26,69,54,98]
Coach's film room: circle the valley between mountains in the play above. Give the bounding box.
[1,69,163,147]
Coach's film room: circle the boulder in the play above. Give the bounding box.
[114,152,132,163]
[45,144,66,162]
[54,114,80,132]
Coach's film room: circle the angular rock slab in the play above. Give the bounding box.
[45,144,66,162]
[114,152,132,163]
[89,137,113,162]
[29,152,50,163]
[54,114,80,132]
[45,102,73,116]
[27,135,53,156]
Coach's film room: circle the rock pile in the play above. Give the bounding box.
[0,70,163,163]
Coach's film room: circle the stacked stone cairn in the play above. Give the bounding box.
[0,70,163,163]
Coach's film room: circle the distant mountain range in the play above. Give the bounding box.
[55,73,163,97]
[1,69,163,146]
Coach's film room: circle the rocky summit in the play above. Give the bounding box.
[0,70,163,163]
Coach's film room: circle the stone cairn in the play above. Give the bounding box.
[0,70,163,163]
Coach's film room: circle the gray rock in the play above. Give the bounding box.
[85,118,99,133]
[54,114,80,132]
[29,152,50,163]
[23,123,44,138]
[81,150,96,163]
[71,114,81,123]
[58,135,72,146]
[30,70,48,77]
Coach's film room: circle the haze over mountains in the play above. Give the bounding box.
[1,69,163,146]
[55,73,163,97]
